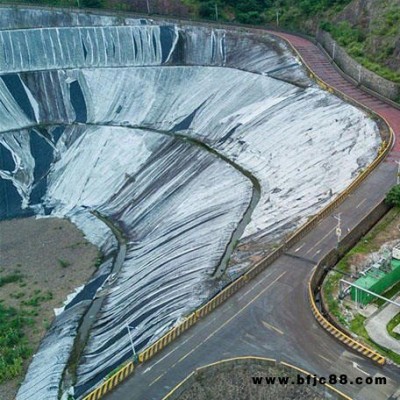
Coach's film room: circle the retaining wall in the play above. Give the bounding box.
[316,30,400,104]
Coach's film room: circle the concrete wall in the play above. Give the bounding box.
[316,30,400,104]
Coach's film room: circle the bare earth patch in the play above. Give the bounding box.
[0,217,99,400]
[177,363,334,400]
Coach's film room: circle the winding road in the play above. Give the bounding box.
[103,29,400,400]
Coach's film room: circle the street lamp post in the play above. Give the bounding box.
[126,324,138,363]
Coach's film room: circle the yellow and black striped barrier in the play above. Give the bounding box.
[82,362,134,400]
[139,312,198,363]
[196,276,246,318]
[308,277,385,365]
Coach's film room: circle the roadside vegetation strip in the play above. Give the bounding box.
[387,312,400,340]
[320,204,400,365]
[309,268,386,366]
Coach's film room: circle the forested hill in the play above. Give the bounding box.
[2,0,400,83]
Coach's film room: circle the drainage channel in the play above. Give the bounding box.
[62,210,127,393]
[89,122,262,280]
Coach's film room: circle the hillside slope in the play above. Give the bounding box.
[327,0,400,83]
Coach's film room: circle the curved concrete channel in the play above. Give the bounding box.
[56,121,260,390]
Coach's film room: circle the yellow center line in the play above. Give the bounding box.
[261,320,284,335]
[176,271,287,365]
[305,226,336,255]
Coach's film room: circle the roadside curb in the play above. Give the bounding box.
[308,273,385,366]
[82,362,135,400]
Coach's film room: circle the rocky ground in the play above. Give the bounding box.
[0,216,99,400]
[177,363,337,400]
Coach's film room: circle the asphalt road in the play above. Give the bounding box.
[105,30,400,400]
[105,159,399,400]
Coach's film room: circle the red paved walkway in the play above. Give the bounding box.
[269,32,400,158]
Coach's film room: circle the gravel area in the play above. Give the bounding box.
[0,216,99,400]
[177,363,339,400]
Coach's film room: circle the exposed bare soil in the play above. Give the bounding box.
[177,363,334,400]
[0,217,99,400]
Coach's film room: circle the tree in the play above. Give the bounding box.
[81,0,104,8]
[386,185,400,207]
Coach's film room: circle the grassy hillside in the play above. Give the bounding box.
[324,0,400,83]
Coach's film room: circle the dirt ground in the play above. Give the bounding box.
[0,216,99,400]
[177,363,335,400]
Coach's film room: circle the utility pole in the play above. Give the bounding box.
[215,3,219,21]
[126,324,138,363]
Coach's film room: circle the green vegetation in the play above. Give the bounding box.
[323,207,400,364]
[3,0,400,85]
[104,363,126,380]
[0,272,24,288]
[94,252,104,268]
[323,21,400,83]
[0,304,33,383]
[22,291,53,307]
[324,207,400,322]
[58,258,72,268]
[349,314,400,364]
[387,312,400,340]
[374,279,400,307]
[0,269,56,384]
[349,314,367,336]
[3,0,104,8]
[386,185,400,207]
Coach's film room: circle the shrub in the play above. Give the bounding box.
[386,185,400,207]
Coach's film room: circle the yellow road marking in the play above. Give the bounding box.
[280,361,352,400]
[176,272,287,365]
[305,226,336,254]
[261,320,284,335]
